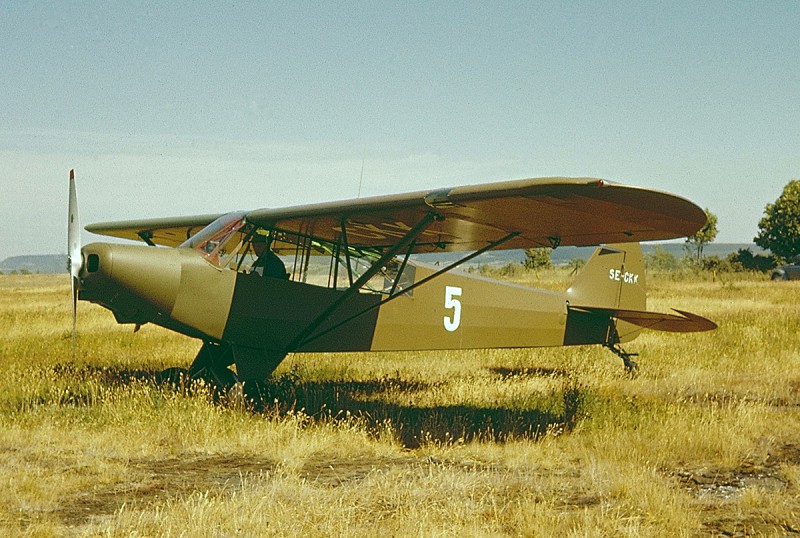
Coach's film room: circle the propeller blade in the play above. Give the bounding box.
[68,169,81,356]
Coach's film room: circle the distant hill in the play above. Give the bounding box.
[0,255,67,274]
[554,243,763,265]
[416,243,764,268]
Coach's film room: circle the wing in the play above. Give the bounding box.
[85,214,225,247]
[246,177,707,253]
[85,177,706,251]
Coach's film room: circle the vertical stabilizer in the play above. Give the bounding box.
[566,243,646,311]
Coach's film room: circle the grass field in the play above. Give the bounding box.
[1,271,799,536]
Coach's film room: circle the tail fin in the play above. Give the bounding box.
[566,242,646,311]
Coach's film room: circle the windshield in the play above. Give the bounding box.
[180,211,248,267]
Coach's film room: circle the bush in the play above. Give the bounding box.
[471,262,528,279]
[523,248,553,271]
[698,255,733,273]
[497,262,527,279]
[644,247,684,271]
[566,258,586,274]
[727,248,778,273]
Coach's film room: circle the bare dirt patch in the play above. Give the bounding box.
[675,443,800,535]
[54,454,277,527]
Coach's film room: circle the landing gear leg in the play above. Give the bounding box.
[187,341,239,390]
[604,342,639,375]
[603,323,639,375]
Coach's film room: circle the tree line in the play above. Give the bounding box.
[681,179,800,272]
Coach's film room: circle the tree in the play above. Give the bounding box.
[523,248,552,271]
[755,179,800,260]
[684,208,718,263]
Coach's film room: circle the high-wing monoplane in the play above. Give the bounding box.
[68,172,715,388]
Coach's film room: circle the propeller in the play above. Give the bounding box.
[68,169,82,356]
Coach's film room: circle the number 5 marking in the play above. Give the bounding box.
[444,286,462,332]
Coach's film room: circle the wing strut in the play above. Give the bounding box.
[340,217,354,286]
[282,211,440,354]
[137,231,156,246]
[294,230,521,351]
[389,239,417,296]
[394,231,520,299]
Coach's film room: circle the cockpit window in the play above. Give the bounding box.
[182,216,415,294]
[346,254,414,294]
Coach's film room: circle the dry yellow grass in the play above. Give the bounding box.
[1,271,799,536]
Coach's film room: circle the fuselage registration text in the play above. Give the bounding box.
[609,269,639,284]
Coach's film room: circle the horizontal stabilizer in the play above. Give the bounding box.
[569,306,717,333]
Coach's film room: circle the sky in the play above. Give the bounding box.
[1,1,798,259]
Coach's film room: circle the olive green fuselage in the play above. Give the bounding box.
[79,242,642,380]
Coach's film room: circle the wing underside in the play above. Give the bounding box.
[85,177,707,251]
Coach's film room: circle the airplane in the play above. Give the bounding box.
[68,171,716,390]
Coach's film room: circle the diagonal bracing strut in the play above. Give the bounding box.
[294,230,521,351]
[282,212,440,354]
